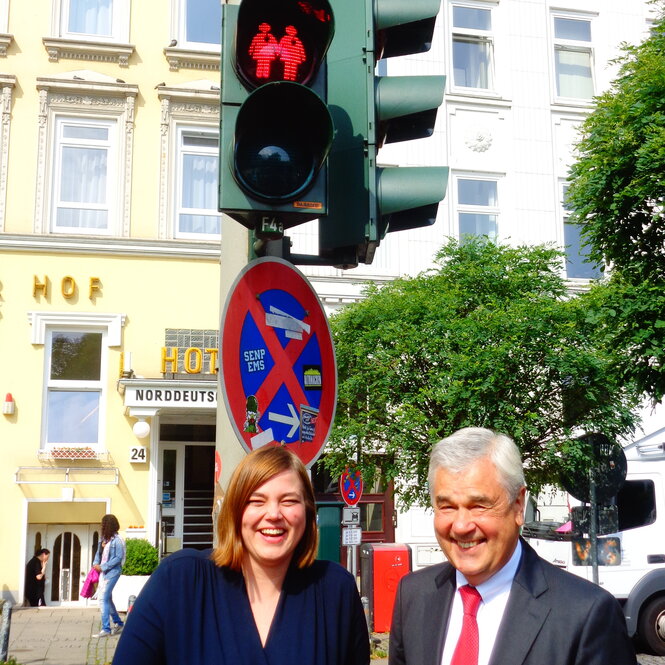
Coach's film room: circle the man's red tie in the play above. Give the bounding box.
[450,585,482,665]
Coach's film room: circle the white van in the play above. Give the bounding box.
[525,427,665,655]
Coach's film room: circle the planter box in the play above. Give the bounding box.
[112,575,149,612]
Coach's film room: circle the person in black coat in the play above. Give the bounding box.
[390,427,637,665]
[24,548,50,607]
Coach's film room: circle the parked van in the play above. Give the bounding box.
[524,427,665,654]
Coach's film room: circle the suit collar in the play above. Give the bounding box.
[488,539,552,665]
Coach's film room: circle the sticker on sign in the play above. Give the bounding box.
[342,526,362,546]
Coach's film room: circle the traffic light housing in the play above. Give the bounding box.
[219,0,334,237]
[320,0,448,267]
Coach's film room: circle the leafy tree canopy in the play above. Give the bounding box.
[324,239,640,509]
[567,1,665,399]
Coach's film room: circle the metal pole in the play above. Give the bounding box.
[589,475,599,585]
[0,600,12,662]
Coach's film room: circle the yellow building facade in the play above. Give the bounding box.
[0,0,250,604]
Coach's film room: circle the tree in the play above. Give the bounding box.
[325,239,640,509]
[567,1,665,400]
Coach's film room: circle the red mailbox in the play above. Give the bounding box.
[360,543,412,633]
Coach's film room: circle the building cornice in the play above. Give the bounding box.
[0,233,221,260]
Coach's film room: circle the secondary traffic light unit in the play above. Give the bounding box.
[219,0,448,266]
[219,0,334,238]
[320,0,448,267]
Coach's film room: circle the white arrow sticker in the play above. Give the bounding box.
[268,403,299,438]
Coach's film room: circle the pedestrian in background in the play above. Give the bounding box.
[113,445,369,665]
[92,513,126,638]
[24,548,50,606]
[390,426,637,665]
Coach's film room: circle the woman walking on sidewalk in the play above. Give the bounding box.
[92,514,126,638]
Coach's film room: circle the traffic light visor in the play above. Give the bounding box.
[236,0,334,89]
[233,82,333,202]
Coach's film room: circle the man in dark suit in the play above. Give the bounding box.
[389,427,637,665]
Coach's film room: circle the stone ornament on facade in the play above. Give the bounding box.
[464,126,494,153]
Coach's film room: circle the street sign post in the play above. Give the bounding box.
[339,466,363,506]
[339,466,363,577]
[220,257,337,468]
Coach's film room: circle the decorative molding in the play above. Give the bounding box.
[464,127,494,153]
[0,33,12,56]
[43,37,134,66]
[0,74,14,232]
[33,74,138,237]
[164,46,220,72]
[28,311,127,346]
[0,233,221,260]
[156,82,220,240]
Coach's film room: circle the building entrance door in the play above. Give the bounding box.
[26,524,99,606]
[158,442,215,555]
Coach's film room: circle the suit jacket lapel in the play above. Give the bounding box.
[425,565,456,665]
[488,540,551,665]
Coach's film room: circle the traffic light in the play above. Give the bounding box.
[219,0,334,238]
[320,0,448,267]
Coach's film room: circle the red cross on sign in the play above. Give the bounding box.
[220,258,337,467]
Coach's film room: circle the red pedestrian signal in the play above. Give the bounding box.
[235,1,332,88]
[220,0,335,234]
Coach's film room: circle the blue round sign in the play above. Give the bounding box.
[221,258,337,467]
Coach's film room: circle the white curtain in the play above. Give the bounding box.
[453,38,491,89]
[58,145,108,229]
[180,153,220,234]
[556,49,593,99]
[68,0,112,36]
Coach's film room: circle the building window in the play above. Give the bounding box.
[44,330,104,447]
[157,82,220,239]
[179,0,221,48]
[561,184,600,279]
[55,0,129,42]
[553,15,594,100]
[34,74,137,236]
[457,177,498,239]
[52,116,116,234]
[176,127,220,239]
[451,4,494,90]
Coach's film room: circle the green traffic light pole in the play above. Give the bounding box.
[250,228,358,267]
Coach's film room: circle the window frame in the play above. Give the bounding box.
[450,1,496,94]
[551,11,596,104]
[174,124,221,240]
[157,82,220,240]
[50,115,118,236]
[42,327,107,450]
[559,182,601,280]
[52,0,130,44]
[34,74,137,236]
[173,0,222,51]
[29,312,126,452]
[455,174,500,241]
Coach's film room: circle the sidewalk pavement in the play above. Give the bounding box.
[6,606,387,665]
[5,607,662,665]
[6,606,121,665]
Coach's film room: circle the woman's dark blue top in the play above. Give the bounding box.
[112,548,370,665]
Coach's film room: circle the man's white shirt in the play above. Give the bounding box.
[440,540,523,665]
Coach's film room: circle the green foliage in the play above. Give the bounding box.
[325,238,641,508]
[122,539,159,576]
[567,1,665,400]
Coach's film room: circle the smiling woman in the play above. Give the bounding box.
[112,446,370,665]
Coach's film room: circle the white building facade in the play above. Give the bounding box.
[291,0,660,564]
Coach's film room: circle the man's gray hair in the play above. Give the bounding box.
[428,427,526,502]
